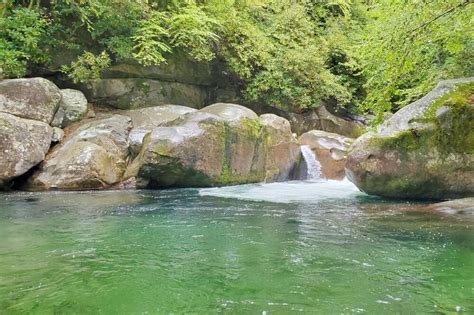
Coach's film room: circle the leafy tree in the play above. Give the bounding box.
[357,0,474,121]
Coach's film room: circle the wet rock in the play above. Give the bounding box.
[25,115,132,190]
[346,78,474,199]
[0,113,53,188]
[427,198,474,215]
[52,89,88,128]
[0,77,61,124]
[299,130,354,180]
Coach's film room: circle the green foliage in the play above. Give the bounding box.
[0,0,471,120]
[62,51,110,83]
[133,11,172,66]
[168,3,220,61]
[0,7,49,78]
[357,0,474,122]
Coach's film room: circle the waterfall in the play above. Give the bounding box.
[300,145,323,180]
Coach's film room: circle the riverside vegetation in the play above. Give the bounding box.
[0,2,474,314]
[0,0,472,200]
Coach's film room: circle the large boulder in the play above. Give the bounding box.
[0,113,53,188]
[346,78,474,199]
[136,103,298,188]
[299,130,354,180]
[0,77,61,124]
[259,114,300,181]
[86,78,208,110]
[25,115,132,190]
[51,89,88,128]
[119,105,196,155]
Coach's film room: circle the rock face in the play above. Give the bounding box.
[87,78,209,110]
[287,105,365,138]
[260,114,300,181]
[299,130,353,180]
[136,103,298,188]
[0,113,53,188]
[25,115,132,190]
[346,78,474,199]
[0,77,61,124]
[52,89,88,128]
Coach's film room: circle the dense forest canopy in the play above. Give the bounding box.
[1,0,472,121]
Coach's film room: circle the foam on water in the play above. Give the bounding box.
[199,179,362,203]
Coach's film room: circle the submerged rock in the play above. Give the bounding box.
[51,89,88,128]
[299,130,354,180]
[346,78,474,199]
[427,198,474,215]
[0,77,61,124]
[136,103,298,188]
[0,113,53,188]
[25,115,132,190]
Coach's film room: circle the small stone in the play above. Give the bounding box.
[51,127,64,143]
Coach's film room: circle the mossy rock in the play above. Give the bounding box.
[346,78,474,200]
[136,104,300,188]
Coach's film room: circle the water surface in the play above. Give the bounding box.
[0,180,472,314]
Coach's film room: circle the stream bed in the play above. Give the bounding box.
[0,180,473,313]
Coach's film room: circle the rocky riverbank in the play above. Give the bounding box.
[1,76,473,203]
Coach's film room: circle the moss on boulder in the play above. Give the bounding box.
[346,78,474,200]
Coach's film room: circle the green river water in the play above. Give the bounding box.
[0,180,473,314]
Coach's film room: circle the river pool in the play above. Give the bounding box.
[0,180,472,314]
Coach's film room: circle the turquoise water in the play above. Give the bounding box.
[0,180,473,314]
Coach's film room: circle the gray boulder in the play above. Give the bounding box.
[0,77,61,124]
[346,78,474,199]
[119,105,196,155]
[52,89,88,128]
[260,114,300,181]
[25,115,132,190]
[0,113,53,188]
[136,103,299,188]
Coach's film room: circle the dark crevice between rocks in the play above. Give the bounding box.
[11,164,41,191]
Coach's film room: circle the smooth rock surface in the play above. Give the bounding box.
[25,115,132,190]
[119,105,196,155]
[52,89,88,128]
[0,77,61,123]
[300,130,354,180]
[260,114,300,181]
[0,113,53,188]
[427,198,474,215]
[136,104,298,188]
[346,78,474,199]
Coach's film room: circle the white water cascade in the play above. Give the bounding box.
[300,145,323,181]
